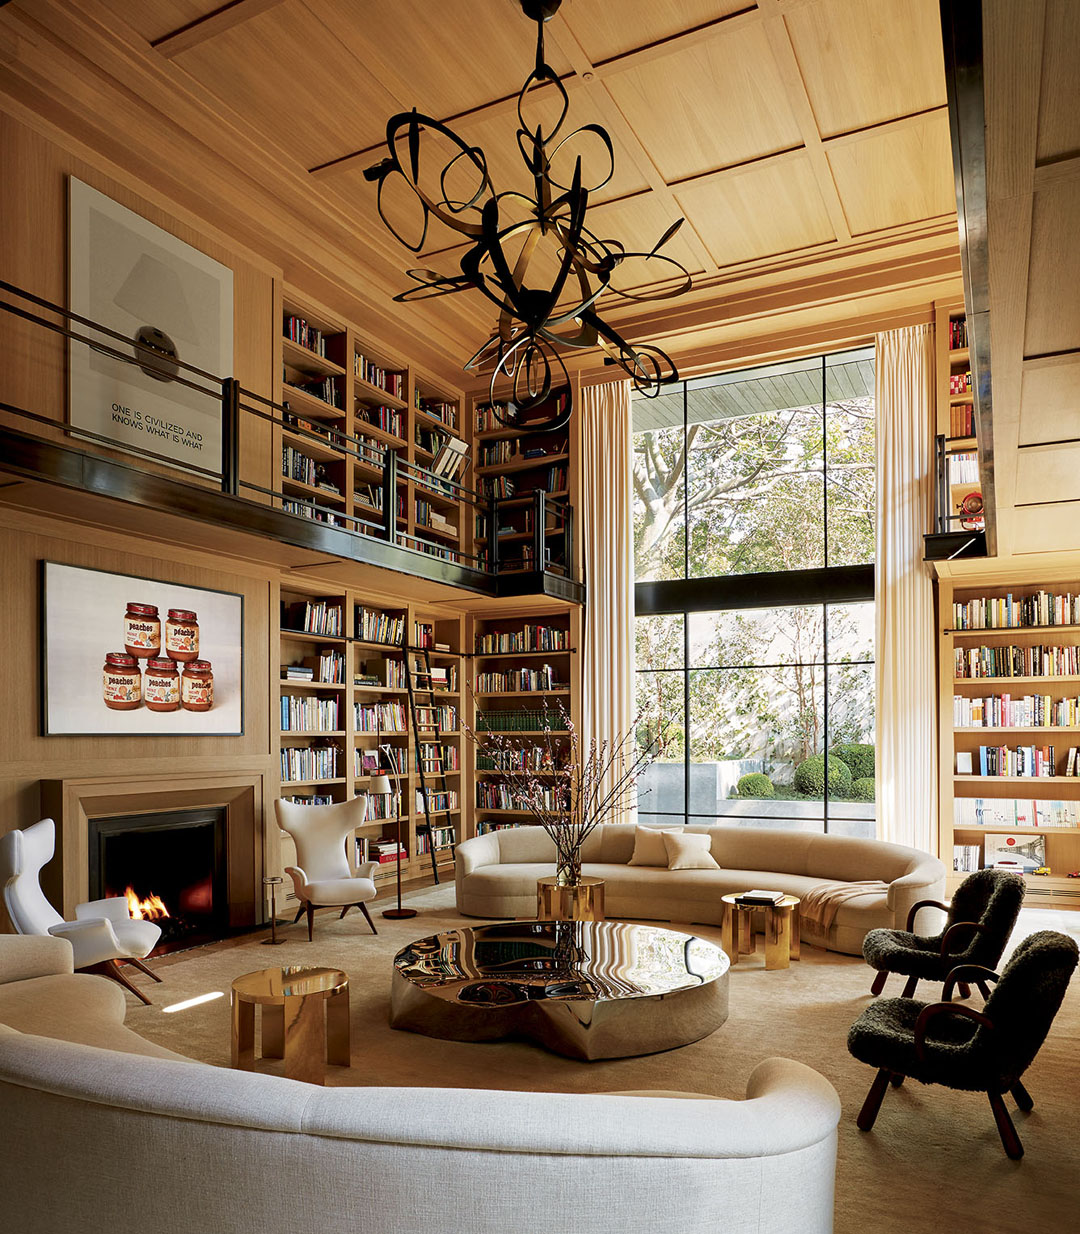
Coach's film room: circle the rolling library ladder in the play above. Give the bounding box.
[405,645,458,882]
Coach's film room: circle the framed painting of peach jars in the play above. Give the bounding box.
[41,561,243,736]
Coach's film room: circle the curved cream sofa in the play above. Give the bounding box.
[0,936,841,1234]
[456,822,947,956]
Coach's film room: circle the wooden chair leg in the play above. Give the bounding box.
[1011,1081,1034,1112]
[976,980,992,1000]
[870,970,889,996]
[339,905,351,919]
[85,960,152,1006]
[292,906,305,924]
[988,1090,1024,1159]
[125,956,163,983]
[306,902,314,942]
[957,981,972,999]
[890,1073,905,1087]
[358,901,378,935]
[901,976,919,999]
[857,1069,892,1131]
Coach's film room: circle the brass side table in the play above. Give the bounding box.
[719,893,801,970]
[536,876,605,921]
[231,965,349,1085]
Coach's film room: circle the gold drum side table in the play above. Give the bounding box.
[720,893,801,970]
[230,965,349,1085]
[536,876,605,921]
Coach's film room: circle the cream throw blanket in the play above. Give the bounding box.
[799,880,890,933]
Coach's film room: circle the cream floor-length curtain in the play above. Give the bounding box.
[875,324,937,851]
[580,379,636,822]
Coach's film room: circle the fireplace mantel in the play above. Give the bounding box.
[39,774,264,925]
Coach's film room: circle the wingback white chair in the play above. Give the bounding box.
[0,818,163,1004]
[274,798,379,941]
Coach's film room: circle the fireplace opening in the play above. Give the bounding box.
[88,808,228,953]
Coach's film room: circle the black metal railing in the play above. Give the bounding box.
[0,280,575,585]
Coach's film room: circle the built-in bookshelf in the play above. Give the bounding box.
[277,583,468,894]
[934,299,982,536]
[468,606,581,838]
[276,289,468,556]
[470,392,573,574]
[938,578,1080,907]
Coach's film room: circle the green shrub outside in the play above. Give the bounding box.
[736,772,775,799]
[830,743,875,781]
[851,777,876,801]
[793,754,853,797]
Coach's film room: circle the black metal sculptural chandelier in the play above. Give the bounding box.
[363,0,691,432]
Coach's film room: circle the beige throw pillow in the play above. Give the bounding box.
[628,825,679,867]
[663,831,720,870]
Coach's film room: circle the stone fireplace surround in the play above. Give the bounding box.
[39,773,264,927]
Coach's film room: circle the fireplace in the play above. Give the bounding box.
[88,808,229,952]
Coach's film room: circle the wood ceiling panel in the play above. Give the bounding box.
[785,0,946,138]
[1036,0,1080,163]
[1024,177,1080,356]
[560,0,749,64]
[168,2,401,167]
[309,0,572,125]
[1018,357,1080,446]
[674,156,835,267]
[827,112,954,235]
[586,193,705,278]
[602,22,804,182]
[95,0,217,44]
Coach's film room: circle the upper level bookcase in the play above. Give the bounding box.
[275,287,468,564]
[937,574,1080,910]
[933,298,982,539]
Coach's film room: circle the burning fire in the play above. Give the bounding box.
[124,886,170,920]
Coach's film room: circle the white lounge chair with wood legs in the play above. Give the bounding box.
[275,797,378,941]
[0,818,163,1004]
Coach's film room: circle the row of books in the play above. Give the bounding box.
[415,825,456,854]
[353,748,405,780]
[281,499,345,527]
[355,836,405,864]
[963,745,1062,777]
[354,701,408,732]
[415,499,457,537]
[953,844,983,873]
[477,747,564,772]
[947,452,979,486]
[357,405,403,438]
[358,791,403,821]
[356,606,405,645]
[415,394,457,429]
[291,376,342,409]
[283,793,335,806]
[952,592,1080,629]
[482,475,515,499]
[412,621,451,650]
[283,599,344,637]
[948,317,968,349]
[478,439,565,468]
[954,833,1047,873]
[282,444,321,487]
[948,403,975,438]
[415,788,458,812]
[474,393,567,435]
[955,645,1080,679]
[305,650,344,684]
[475,667,562,693]
[412,537,462,564]
[476,820,521,835]
[355,352,404,398]
[476,782,570,811]
[475,624,568,654]
[412,660,457,692]
[280,695,340,732]
[954,797,1080,828]
[412,704,458,730]
[417,743,459,773]
[362,657,407,689]
[953,693,1080,728]
[948,371,972,395]
[281,745,340,783]
[475,707,569,732]
[284,315,332,357]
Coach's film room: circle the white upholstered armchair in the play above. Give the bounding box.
[274,797,378,940]
[0,818,163,1004]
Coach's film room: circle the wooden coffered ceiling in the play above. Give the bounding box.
[0,0,962,385]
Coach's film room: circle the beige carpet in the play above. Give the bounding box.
[130,890,1080,1234]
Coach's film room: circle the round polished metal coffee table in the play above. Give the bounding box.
[390,920,729,1061]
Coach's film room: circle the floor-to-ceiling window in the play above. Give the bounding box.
[633,348,876,837]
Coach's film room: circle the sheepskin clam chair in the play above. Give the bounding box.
[847,929,1078,1159]
[861,868,1025,1000]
